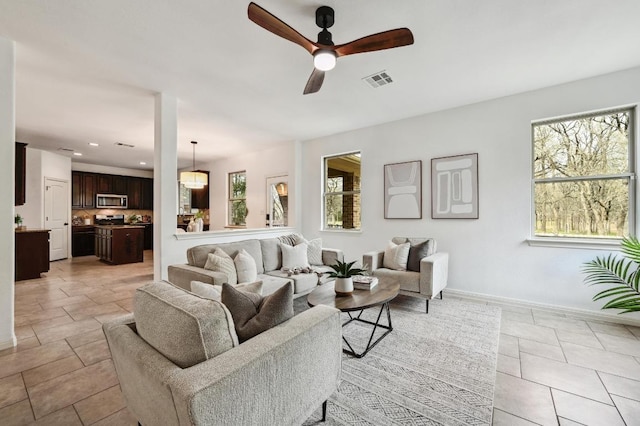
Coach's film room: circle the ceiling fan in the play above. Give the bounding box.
[247,2,414,95]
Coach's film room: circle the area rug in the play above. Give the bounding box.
[297,294,501,425]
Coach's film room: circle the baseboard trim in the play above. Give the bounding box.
[0,335,17,351]
[445,288,640,327]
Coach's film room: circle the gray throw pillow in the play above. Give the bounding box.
[407,240,432,272]
[221,282,293,342]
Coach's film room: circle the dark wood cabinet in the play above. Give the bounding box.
[96,174,112,194]
[127,178,142,209]
[15,142,27,206]
[143,223,153,250]
[15,229,50,280]
[112,175,128,195]
[72,226,95,257]
[72,171,97,208]
[141,178,154,210]
[95,226,144,265]
[190,171,210,209]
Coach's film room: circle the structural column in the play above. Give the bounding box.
[153,93,178,281]
[0,37,16,350]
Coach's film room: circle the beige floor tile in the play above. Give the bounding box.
[502,310,534,324]
[552,389,624,426]
[599,372,640,402]
[488,303,533,315]
[0,337,40,358]
[0,374,27,410]
[0,400,34,425]
[595,332,640,357]
[493,372,557,426]
[64,302,125,321]
[22,355,84,388]
[587,321,637,339]
[66,329,106,349]
[521,352,611,404]
[116,298,134,312]
[519,338,566,362]
[14,325,34,341]
[30,314,75,332]
[88,290,135,305]
[15,307,69,327]
[492,408,539,425]
[75,339,111,366]
[74,385,126,425]
[28,359,119,419]
[95,310,131,324]
[39,295,95,310]
[92,407,138,426]
[626,325,640,339]
[611,394,640,425]
[499,333,520,358]
[497,354,521,377]
[31,405,83,425]
[14,302,43,317]
[500,319,559,346]
[34,318,102,344]
[534,316,592,334]
[556,329,603,349]
[558,418,585,425]
[0,340,74,379]
[561,341,640,380]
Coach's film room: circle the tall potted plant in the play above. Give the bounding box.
[326,260,366,296]
[583,236,640,313]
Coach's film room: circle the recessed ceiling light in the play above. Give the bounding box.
[139,161,147,165]
[88,142,99,147]
[73,152,83,156]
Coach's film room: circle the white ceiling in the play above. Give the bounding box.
[1,0,640,170]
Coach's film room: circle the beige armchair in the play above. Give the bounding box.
[363,237,448,313]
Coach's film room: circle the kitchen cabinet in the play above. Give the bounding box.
[142,178,153,210]
[72,171,96,209]
[112,175,128,195]
[190,171,210,209]
[72,225,95,257]
[127,177,142,209]
[96,174,112,193]
[95,226,144,264]
[15,142,27,206]
[143,223,153,250]
[15,229,50,280]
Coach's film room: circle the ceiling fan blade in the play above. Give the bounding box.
[248,2,318,55]
[334,28,414,57]
[303,68,325,95]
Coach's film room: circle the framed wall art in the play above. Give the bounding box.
[384,160,422,219]
[431,153,478,219]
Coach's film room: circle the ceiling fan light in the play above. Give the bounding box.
[313,50,336,71]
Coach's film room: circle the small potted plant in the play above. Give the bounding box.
[14,214,23,230]
[326,260,366,296]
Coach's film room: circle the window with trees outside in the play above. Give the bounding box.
[533,108,635,240]
[323,152,361,230]
[228,171,247,227]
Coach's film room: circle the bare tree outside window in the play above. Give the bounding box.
[228,171,247,226]
[533,109,634,239]
[324,153,361,230]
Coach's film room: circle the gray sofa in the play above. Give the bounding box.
[103,281,342,425]
[168,236,344,298]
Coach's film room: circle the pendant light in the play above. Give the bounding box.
[180,141,208,189]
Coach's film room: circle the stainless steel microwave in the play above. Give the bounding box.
[96,194,128,209]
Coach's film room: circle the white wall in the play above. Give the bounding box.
[15,148,42,228]
[205,142,296,230]
[301,66,640,317]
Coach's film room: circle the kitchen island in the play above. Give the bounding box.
[95,225,144,265]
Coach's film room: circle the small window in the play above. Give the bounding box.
[323,152,361,230]
[532,108,635,239]
[228,171,247,227]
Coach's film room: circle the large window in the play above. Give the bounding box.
[228,171,247,226]
[323,152,361,230]
[532,108,634,239]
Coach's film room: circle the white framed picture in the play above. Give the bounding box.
[384,160,422,219]
[431,153,478,219]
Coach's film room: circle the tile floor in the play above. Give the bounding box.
[2,252,640,425]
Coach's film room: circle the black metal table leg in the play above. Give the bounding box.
[341,302,393,358]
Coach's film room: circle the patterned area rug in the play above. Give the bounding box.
[296,295,501,425]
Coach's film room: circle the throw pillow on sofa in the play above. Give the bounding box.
[234,249,258,283]
[297,237,323,266]
[204,248,238,285]
[221,282,293,342]
[190,280,263,301]
[281,242,310,269]
[407,240,433,272]
[383,240,410,271]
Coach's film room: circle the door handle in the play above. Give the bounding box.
[64,223,69,226]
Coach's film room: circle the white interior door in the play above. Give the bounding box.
[266,175,288,227]
[45,178,69,261]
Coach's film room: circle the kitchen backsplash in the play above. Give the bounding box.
[72,209,153,225]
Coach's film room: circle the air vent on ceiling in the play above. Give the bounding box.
[115,142,135,148]
[57,147,74,152]
[362,71,393,88]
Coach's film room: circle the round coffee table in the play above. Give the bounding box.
[307,280,400,358]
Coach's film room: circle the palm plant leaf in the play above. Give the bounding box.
[582,237,640,314]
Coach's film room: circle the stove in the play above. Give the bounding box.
[94,214,125,225]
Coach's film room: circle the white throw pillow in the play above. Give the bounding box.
[190,281,222,301]
[203,248,238,285]
[383,241,410,271]
[304,238,323,266]
[281,242,309,269]
[234,249,258,284]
